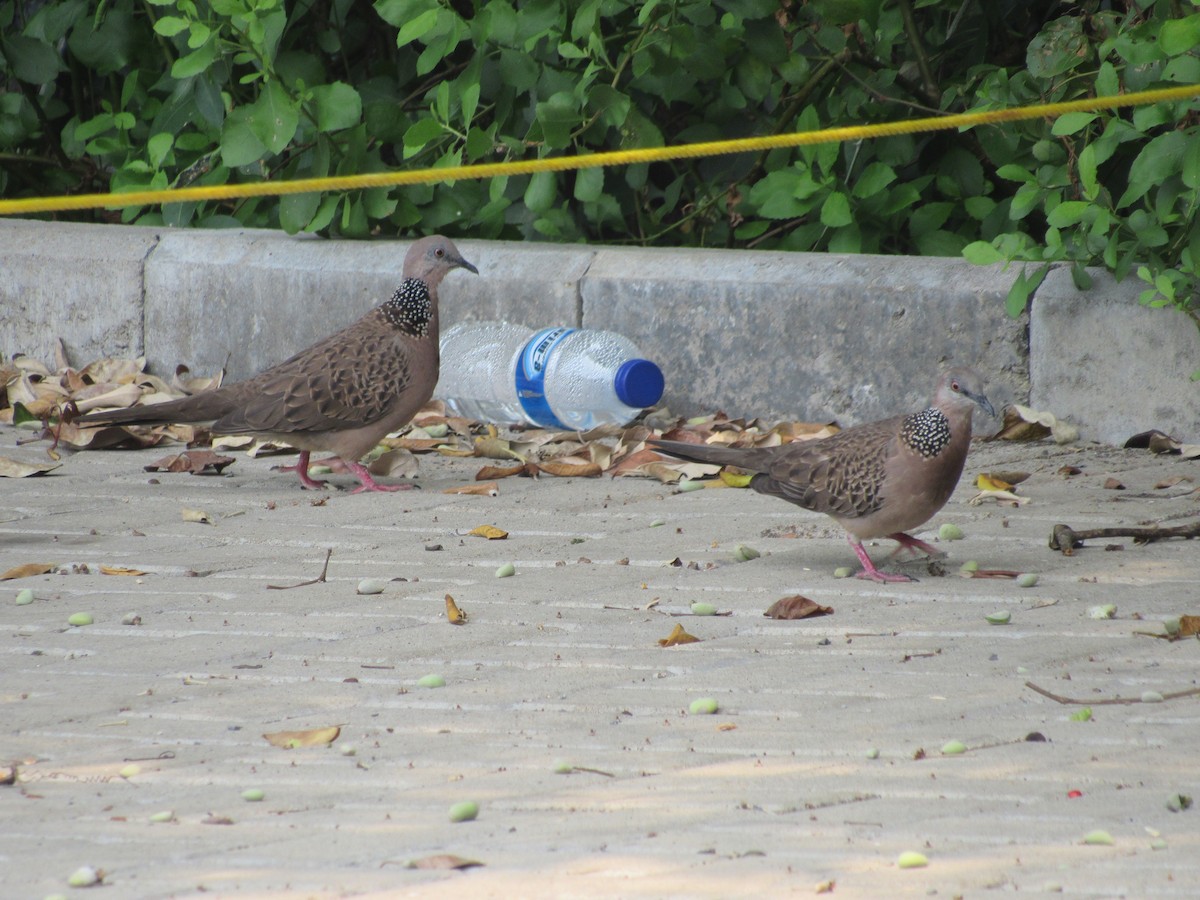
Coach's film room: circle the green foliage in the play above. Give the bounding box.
[1,0,1197,318]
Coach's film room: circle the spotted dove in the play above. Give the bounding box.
[75,235,478,493]
[649,368,995,583]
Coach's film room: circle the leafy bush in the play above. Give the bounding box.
[1,0,1197,319]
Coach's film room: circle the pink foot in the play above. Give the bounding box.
[848,536,916,583]
[278,451,331,490]
[886,532,946,560]
[345,461,418,494]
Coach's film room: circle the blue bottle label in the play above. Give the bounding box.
[515,327,575,428]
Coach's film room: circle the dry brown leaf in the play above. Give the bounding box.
[444,481,499,497]
[79,356,145,384]
[537,458,603,477]
[445,594,467,625]
[171,363,224,394]
[1058,465,1083,477]
[658,623,702,647]
[72,383,144,413]
[1180,615,1200,637]
[262,725,341,749]
[991,407,1051,442]
[0,456,60,478]
[383,437,445,452]
[1,563,55,581]
[763,595,834,619]
[1103,477,1126,490]
[476,463,533,480]
[468,524,508,540]
[1154,476,1194,490]
[144,450,235,475]
[474,435,526,461]
[366,448,418,478]
[404,854,484,870]
[100,565,147,576]
[181,507,214,525]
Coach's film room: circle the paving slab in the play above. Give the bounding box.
[3,420,1199,898]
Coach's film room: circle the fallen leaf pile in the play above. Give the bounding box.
[990,404,1078,444]
[1,341,217,454]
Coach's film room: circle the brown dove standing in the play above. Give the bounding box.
[649,368,994,583]
[75,235,477,493]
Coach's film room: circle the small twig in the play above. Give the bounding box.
[1026,681,1200,706]
[569,766,615,778]
[123,751,176,762]
[966,569,1023,579]
[1049,521,1200,555]
[267,549,333,590]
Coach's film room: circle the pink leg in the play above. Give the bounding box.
[279,450,332,490]
[848,536,916,584]
[886,532,946,560]
[345,460,418,494]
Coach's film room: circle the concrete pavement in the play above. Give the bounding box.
[3,423,1199,897]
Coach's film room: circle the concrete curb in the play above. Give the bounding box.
[3,218,1196,440]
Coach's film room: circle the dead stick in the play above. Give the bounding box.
[1050,521,1200,555]
[1026,681,1200,706]
[267,549,333,590]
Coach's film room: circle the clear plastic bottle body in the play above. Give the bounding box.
[542,330,645,430]
[436,322,529,423]
[437,322,663,428]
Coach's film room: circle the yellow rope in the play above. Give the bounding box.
[1,83,1197,216]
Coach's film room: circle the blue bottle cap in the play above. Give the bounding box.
[614,359,665,409]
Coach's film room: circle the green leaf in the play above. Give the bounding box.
[524,171,557,213]
[819,192,852,228]
[963,241,1004,265]
[153,16,190,37]
[305,194,341,233]
[74,113,116,142]
[1050,112,1096,137]
[1182,138,1200,191]
[1118,132,1186,209]
[4,34,62,84]
[247,80,298,154]
[995,164,1034,183]
[1077,143,1099,200]
[220,108,268,167]
[402,117,443,158]
[395,7,439,46]
[851,162,895,199]
[312,82,362,133]
[171,40,217,79]
[148,132,173,168]
[1006,264,1050,317]
[535,92,579,150]
[1046,201,1090,228]
[460,79,480,128]
[1096,61,1119,97]
[279,191,321,234]
[1160,14,1200,57]
[1009,184,1044,221]
[574,166,603,202]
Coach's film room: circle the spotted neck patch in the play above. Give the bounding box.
[900,407,952,458]
[381,279,432,336]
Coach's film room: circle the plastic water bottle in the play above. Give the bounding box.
[437,322,665,429]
